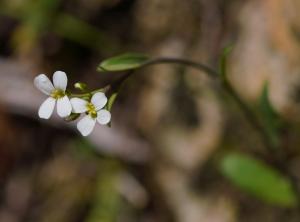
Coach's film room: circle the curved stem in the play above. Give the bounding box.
[143,58,219,77]
[69,88,108,98]
[139,57,275,152]
[222,80,275,152]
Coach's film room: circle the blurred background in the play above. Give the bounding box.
[1,0,300,221]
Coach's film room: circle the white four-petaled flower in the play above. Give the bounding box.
[34,71,72,119]
[70,92,111,136]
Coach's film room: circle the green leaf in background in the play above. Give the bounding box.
[10,0,61,53]
[85,161,122,222]
[220,152,297,207]
[53,14,117,52]
[258,82,281,148]
[97,53,150,72]
[72,138,100,158]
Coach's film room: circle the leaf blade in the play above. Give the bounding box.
[220,152,297,207]
[97,53,150,72]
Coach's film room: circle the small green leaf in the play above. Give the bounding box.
[259,82,281,148]
[105,93,118,128]
[107,93,118,112]
[220,152,297,207]
[97,53,150,72]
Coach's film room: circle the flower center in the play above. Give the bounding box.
[86,103,97,118]
[51,89,65,99]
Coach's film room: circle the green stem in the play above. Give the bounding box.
[143,58,219,77]
[222,79,275,152]
[69,88,108,98]
[139,57,275,151]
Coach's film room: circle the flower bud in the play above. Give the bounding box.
[74,82,87,91]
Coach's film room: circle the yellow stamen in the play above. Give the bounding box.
[86,103,97,118]
[51,89,65,99]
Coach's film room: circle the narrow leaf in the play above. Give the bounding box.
[220,152,297,207]
[259,82,281,148]
[107,93,118,112]
[97,53,150,72]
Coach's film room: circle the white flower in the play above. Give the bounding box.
[70,92,111,136]
[34,71,72,119]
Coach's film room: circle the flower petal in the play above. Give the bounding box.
[70,98,88,113]
[57,96,72,117]
[38,97,56,119]
[53,71,68,91]
[91,92,107,110]
[34,74,55,95]
[97,109,111,125]
[77,115,96,136]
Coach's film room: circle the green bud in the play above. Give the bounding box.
[74,82,87,91]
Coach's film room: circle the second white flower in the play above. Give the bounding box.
[71,92,111,136]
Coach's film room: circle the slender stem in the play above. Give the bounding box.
[139,57,275,151]
[222,80,275,152]
[69,87,108,98]
[143,58,219,77]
